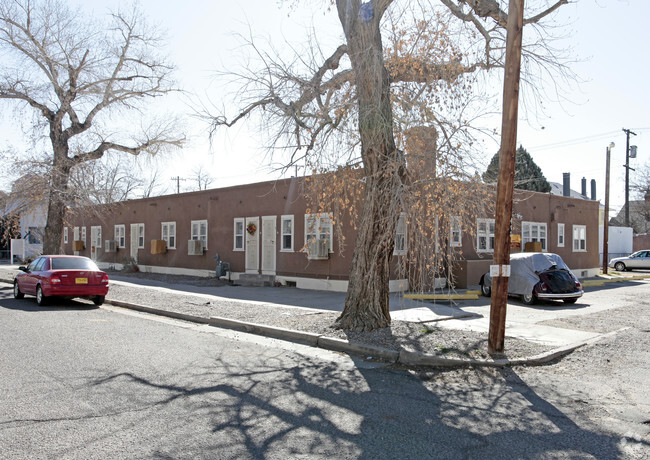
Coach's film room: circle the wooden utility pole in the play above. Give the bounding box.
[488,0,525,355]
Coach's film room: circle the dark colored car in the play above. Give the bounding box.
[14,255,109,306]
[479,252,583,305]
[608,250,650,271]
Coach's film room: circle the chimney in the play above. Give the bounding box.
[581,177,587,197]
[591,179,597,201]
[562,173,570,197]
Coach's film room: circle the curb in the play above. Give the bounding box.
[102,299,583,368]
[0,277,615,368]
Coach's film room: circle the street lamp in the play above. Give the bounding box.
[603,142,615,274]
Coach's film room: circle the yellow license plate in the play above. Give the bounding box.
[76,278,88,284]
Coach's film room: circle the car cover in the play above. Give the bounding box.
[483,252,577,295]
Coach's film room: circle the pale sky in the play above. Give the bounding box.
[1,0,648,215]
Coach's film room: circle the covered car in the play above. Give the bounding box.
[14,255,109,306]
[608,250,650,271]
[479,252,583,305]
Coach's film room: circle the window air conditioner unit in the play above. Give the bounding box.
[105,240,117,253]
[188,239,204,255]
[307,239,329,260]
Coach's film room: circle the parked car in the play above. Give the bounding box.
[608,250,650,271]
[14,255,109,306]
[479,252,583,305]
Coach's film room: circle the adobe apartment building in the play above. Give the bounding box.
[62,176,600,291]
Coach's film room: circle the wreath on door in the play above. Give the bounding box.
[246,223,257,235]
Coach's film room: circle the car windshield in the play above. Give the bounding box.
[50,257,99,271]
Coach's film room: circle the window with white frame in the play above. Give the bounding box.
[135,223,145,249]
[161,222,176,249]
[91,226,102,248]
[521,221,547,251]
[393,214,407,255]
[63,227,68,244]
[281,215,294,252]
[305,213,333,252]
[81,227,86,244]
[114,225,125,248]
[477,218,495,252]
[191,220,208,249]
[450,216,462,247]
[233,218,244,251]
[73,227,79,241]
[573,225,586,251]
[557,223,565,247]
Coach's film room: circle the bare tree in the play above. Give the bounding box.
[208,0,570,331]
[190,166,215,191]
[0,0,184,254]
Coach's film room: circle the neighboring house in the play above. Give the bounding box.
[2,195,46,262]
[63,175,600,291]
[610,192,650,235]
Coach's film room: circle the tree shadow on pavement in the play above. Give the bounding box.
[81,349,635,459]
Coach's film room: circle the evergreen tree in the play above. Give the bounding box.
[483,146,551,193]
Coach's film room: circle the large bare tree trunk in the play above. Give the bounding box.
[43,132,71,255]
[335,1,404,331]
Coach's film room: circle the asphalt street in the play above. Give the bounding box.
[1,281,648,459]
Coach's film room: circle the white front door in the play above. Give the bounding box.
[130,224,139,263]
[261,216,276,275]
[245,217,259,273]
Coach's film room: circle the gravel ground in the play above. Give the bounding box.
[100,270,554,361]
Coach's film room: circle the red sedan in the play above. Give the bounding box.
[14,255,109,306]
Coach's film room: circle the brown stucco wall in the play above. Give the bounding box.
[64,178,600,289]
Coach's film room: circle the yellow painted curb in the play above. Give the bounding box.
[466,290,481,295]
[404,293,479,300]
[582,280,605,287]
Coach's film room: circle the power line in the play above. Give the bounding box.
[529,128,649,152]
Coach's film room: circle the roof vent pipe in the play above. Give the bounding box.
[562,173,570,197]
[581,177,587,197]
[591,179,597,201]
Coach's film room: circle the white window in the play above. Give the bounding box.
[573,225,586,252]
[557,223,565,247]
[91,226,102,248]
[191,220,208,249]
[305,213,333,252]
[394,214,407,256]
[477,218,495,252]
[281,215,294,252]
[73,227,79,241]
[63,227,68,244]
[114,225,126,248]
[521,222,547,252]
[161,222,176,249]
[135,223,145,249]
[233,218,244,251]
[81,227,86,244]
[450,216,462,248]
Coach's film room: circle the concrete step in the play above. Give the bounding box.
[237,273,275,287]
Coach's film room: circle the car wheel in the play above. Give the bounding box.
[522,292,536,305]
[36,285,48,306]
[480,283,491,297]
[563,298,578,304]
[614,262,626,272]
[93,295,105,306]
[13,282,24,299]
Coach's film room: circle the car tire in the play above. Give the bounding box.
[93,295,105,306]
[563,298,578,304]
[36,285,48,306]
[614,262,626,272]
[522,292,536,305]
[13,282,24,299]
[480,283,491,297]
